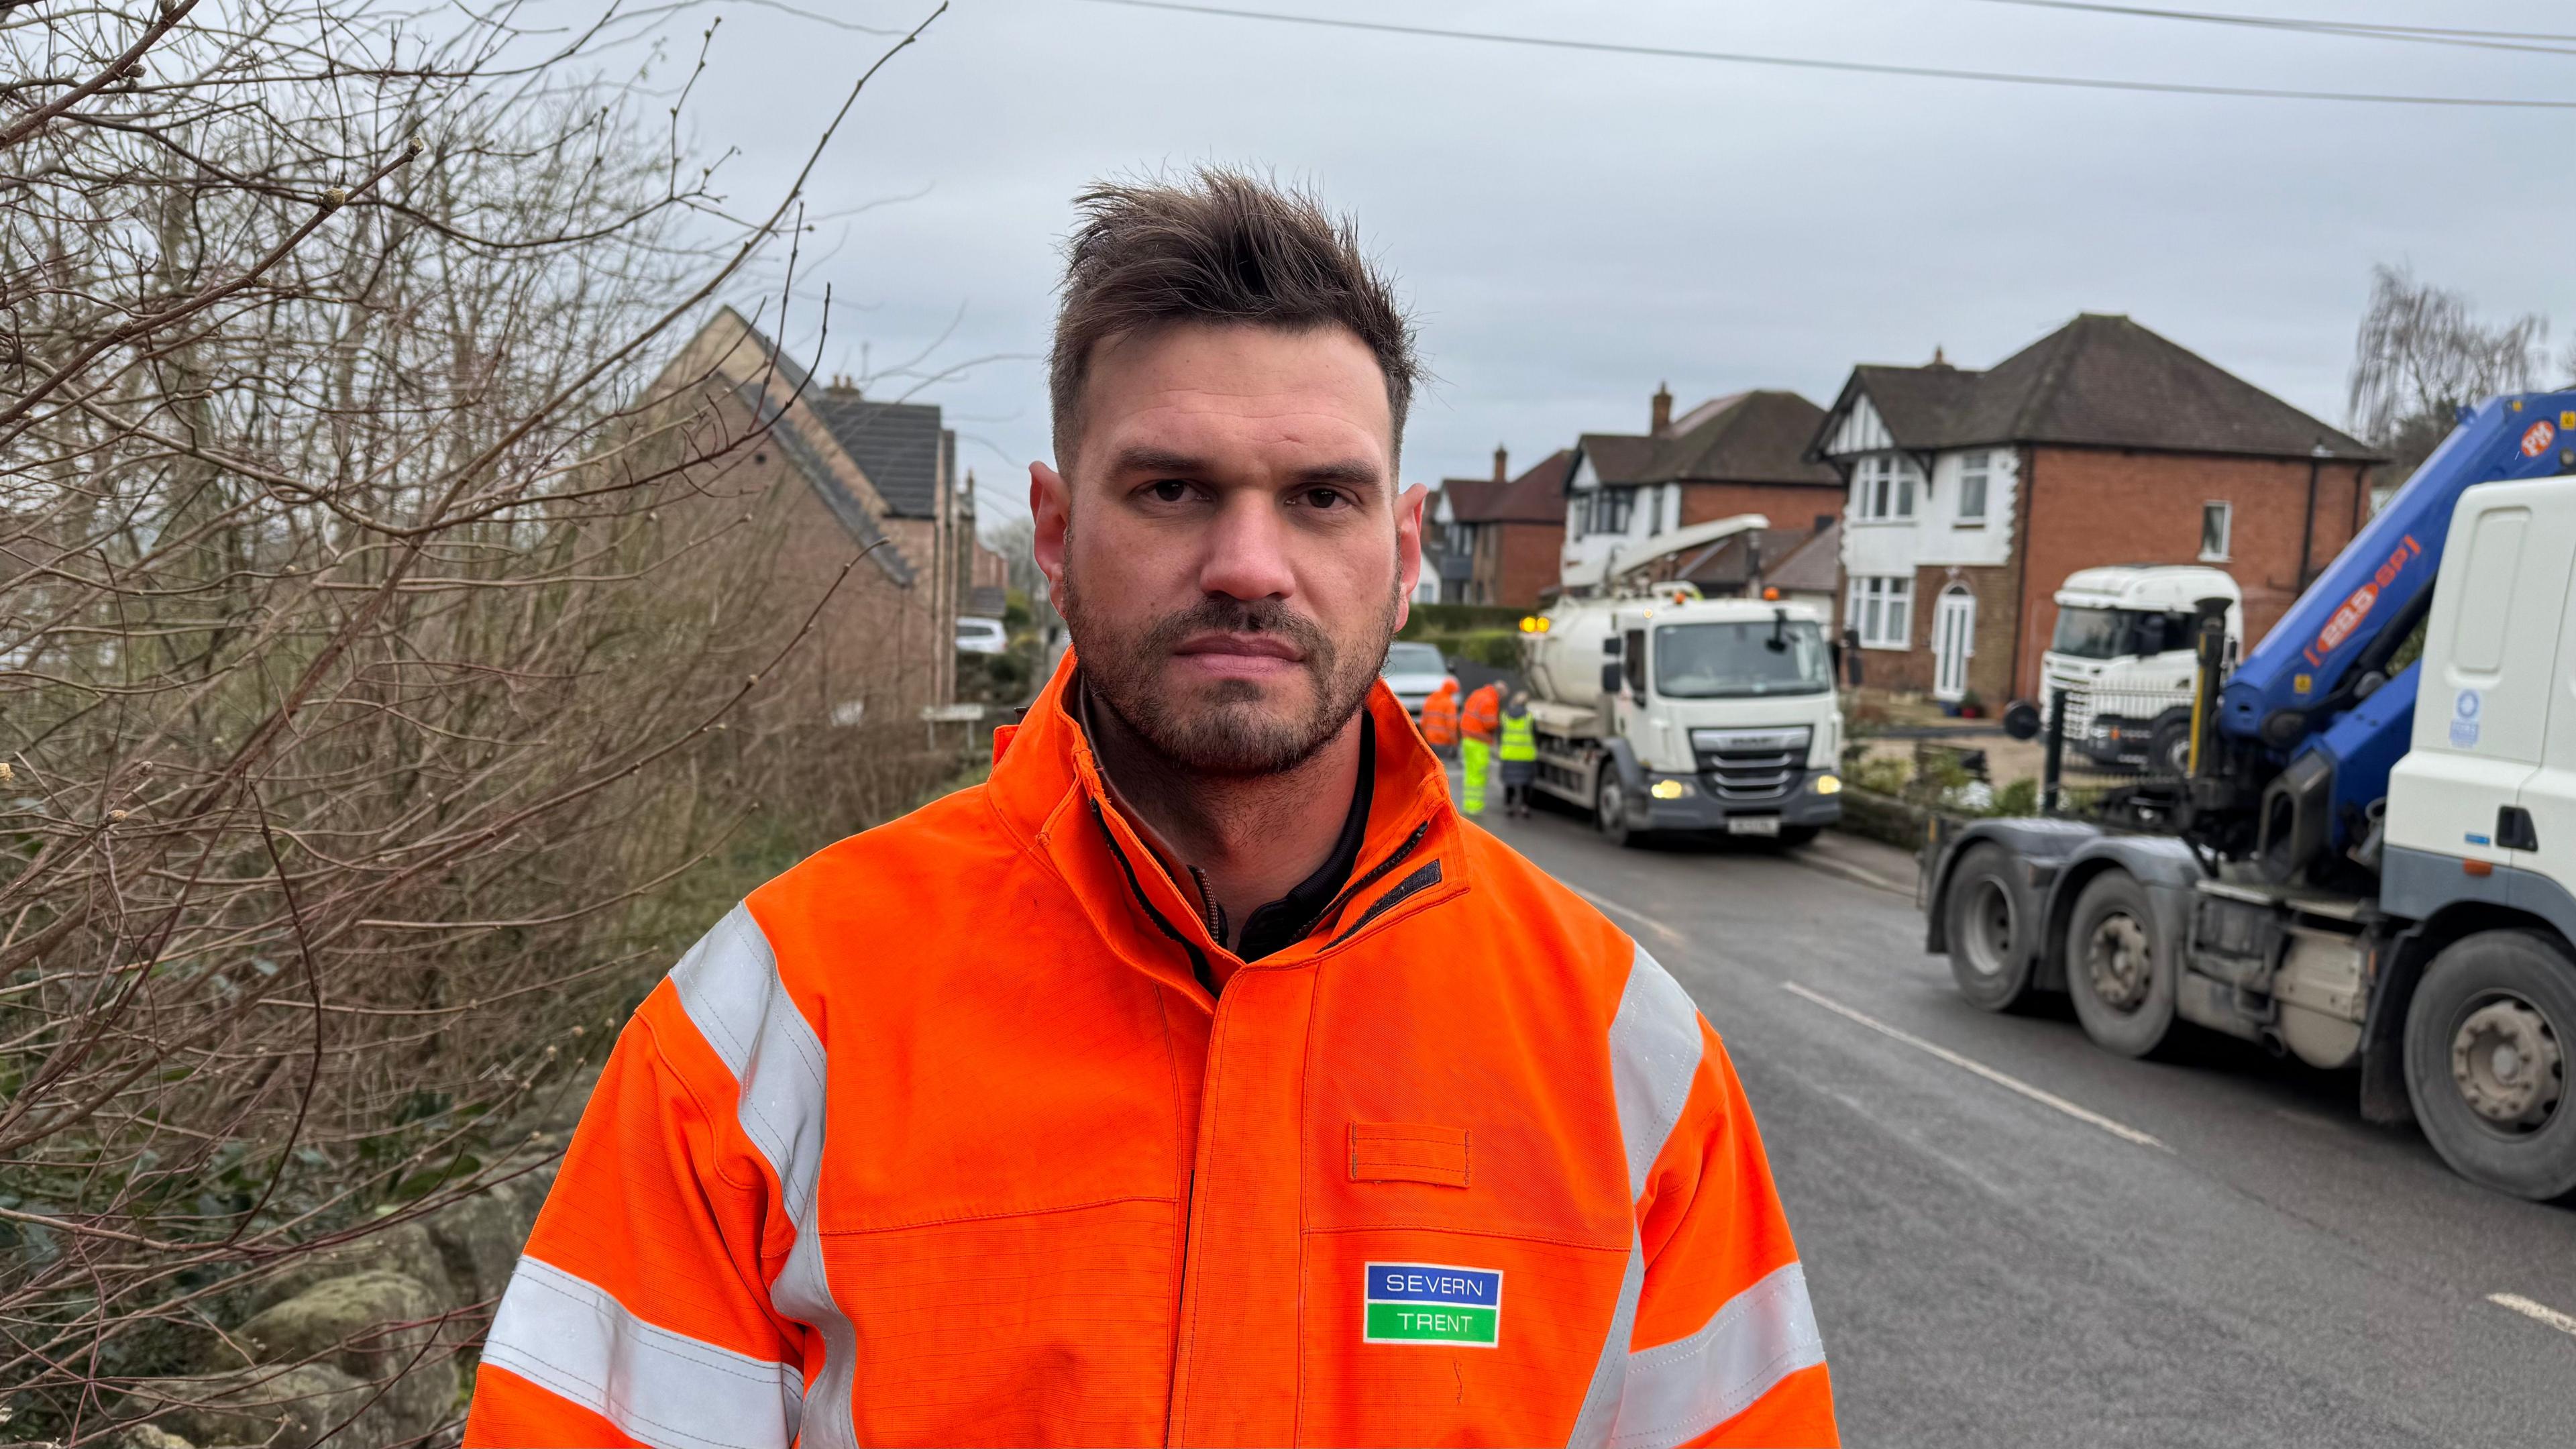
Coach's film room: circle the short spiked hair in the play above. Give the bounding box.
[1049,168,1419,472]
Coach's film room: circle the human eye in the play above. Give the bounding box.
[1290,486,1354,513]
[1140,478,1200,504]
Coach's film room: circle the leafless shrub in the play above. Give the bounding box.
[0,1,947,1439]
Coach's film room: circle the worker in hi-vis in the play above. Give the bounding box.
[465,169,1834,1449]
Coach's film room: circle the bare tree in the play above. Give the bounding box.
[0,1,947,1440]
[2347,263,2553,479]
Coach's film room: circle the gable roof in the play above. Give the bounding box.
[1442,449,1574,525]
[808,392,947,519]
[1491,448,1573,523]
[1825,313,2380,462]
[1580,390,1841,489]
[1437,476,1507,523]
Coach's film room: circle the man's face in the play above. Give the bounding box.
[1032,321,1424,776]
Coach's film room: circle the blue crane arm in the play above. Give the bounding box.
[2219,393,2576,747]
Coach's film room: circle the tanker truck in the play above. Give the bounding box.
[1521,515,1843,847]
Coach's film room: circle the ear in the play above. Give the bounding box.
[1030,460,1071,592]
[1393,480,1426,632]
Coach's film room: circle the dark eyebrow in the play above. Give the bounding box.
[1295,459,1384,490]
[1107,444,1209,476]
[1106,445,1384,492]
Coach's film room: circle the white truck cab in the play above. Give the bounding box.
[2383,475,2576,926]
[2042,565,2243,774]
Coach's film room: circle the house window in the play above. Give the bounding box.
[1847,575,1914,649]
[1854,455,1917,521]
[1957,451,1989,524]
[2200,501,2233,561]
[1594,486,1635,535]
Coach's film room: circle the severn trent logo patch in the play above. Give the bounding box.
[1362,1262,1502,1347]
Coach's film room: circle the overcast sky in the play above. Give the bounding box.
[647,1,2576,529]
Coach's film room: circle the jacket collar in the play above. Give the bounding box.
[986,651,1468,994]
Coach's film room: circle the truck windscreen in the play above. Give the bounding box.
[2050,606,2194,660]
[1654,621,1830,698]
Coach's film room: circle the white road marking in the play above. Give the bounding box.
[2489,1293,2576,1338]
[1780,979,2173,1153]
[1792,841,1912,896]
[1561,882,1688,949]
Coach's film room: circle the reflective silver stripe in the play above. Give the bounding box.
[1606,1262,1827,1449]
[1570,943,1707,1448]
[1605,943,1705,1200]
[482,1256,800,1449]
[669,904,857,1449]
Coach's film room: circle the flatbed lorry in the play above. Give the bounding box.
[1921,394,2576,1201]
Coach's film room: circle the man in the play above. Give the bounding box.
[1419,672,1459,756]
[1458,678,1503,816]
[465,169,1833,1448]
[1501,688,1539,818]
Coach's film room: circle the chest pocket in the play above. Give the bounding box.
[1348,1121,1470,1188]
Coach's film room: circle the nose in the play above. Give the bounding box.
[1194,490,1296,603]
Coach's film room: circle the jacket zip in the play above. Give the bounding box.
[1089,802,1446,1441]
[1294,820,1430,945]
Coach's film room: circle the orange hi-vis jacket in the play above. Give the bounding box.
[464,661,1835,1448]
[1459,682,1503,743]
[1418,680,1459,746]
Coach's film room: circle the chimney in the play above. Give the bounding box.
[1650,382,1673,435]
[1493,444,1509,483]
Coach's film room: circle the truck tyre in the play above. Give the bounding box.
[2065,869,2176,1057]
[1944,844,2034,1012]
[2402,930,2576,1202]
[2147,710,2194,779]
[1595,771,1637,849]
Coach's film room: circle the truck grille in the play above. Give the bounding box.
[2043,667,2096,738]
[1688,727,1811,802]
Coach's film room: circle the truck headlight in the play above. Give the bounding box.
[1650,778,1690,800]
[1813,773,1841,795]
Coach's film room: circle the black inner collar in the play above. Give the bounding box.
[1233,712,1375,962]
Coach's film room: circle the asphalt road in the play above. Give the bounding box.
[1466,794,2576,1447]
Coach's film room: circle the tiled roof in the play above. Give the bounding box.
[1581,391,1841,488]
[1440,449,1572,525]
[1763,520,1841,594]
[1831,314,2380,461]
[808,392,946,519]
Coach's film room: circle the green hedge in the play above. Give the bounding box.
[1413,629,1523,670]
[1399,604,1530,639]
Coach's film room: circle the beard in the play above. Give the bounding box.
[1059,555,1399,778]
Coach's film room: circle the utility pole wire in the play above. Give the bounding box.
[1079,0,2576,109]
[1967,0,2576,59]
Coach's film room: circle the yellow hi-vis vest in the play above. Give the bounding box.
[1499,712,1537,761]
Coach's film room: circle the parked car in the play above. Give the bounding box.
[1380,640,1448,714]
[956,616,1008,655]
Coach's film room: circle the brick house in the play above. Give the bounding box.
[1429,447,1572,606]
[643,307,980,724]
[1562,388,1844,592]
[1813,314,2382,704]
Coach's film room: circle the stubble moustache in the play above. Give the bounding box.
[1061,551,1399,777]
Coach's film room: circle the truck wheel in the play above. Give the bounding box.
[2065,869,2176,1057]
[2147,710,2194,779]
[2402,930,2576,1202]
[1595,773,1636,849]
[1944,844,2034,1012]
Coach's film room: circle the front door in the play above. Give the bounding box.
[1933,586,1976,702]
